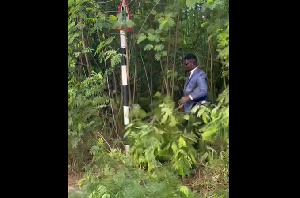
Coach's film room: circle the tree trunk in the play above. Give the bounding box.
[166,28,170,95]
[140,51,152,104]
[160,59,169,96]
[112,69,118,99]
[133,47,138,103]
[171,12,180,99]
[210,44,214,103]
[79,18,91,77]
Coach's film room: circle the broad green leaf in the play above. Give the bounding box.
[144,44,154,51]
[159,23,165,30]
[148,33,160,42]
[182,133,197,142]
[154,92,161,98]
[196,106,206,117]
[178,149,187,155]
[154,44,164,51]
[166,18,175,27]
[97,185,107,195]
[178,136,186,148]
[186,0,197,9]
[202,113,208,123]
[109,15,117,21]
[102,194,110,198]
[146,29,155,34]
[137,33,147,44]
[131,104,147,119]
[201,22,208,28]
[179,185,189,197]
[78,123,82,131]
[155,53,161,61]
[183,114,190,120]
[190,152,196,164]
[171,142,178,153]
[161,113,168,123]
[191,105,200,113]
[202,127,217,141]
[169,116,177,127]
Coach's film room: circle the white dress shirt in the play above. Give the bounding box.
[188,67,198,100]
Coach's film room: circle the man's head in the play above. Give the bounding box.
[183,53,198,72]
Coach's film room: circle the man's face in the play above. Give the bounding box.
[183,60,195,72]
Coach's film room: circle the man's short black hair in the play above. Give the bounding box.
[184,53,197,63]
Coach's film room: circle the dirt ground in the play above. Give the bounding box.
[68,173,82,192]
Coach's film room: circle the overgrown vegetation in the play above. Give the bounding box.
[68,0,229,197]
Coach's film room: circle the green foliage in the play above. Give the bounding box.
[68,0,229,196]
[95,36,115,56]
[71,138,198,198]
[137,33,147,44]
[144,44,154,51]
[94,35,121,69]
[216,24,229,77]
[200,87,229,143]
[185,0,198,9]
[125,88,229,178]
[156,12,176,30]
[137,8,178,61]
[130,104,147,120]
[68,71,110,172]
[68,18,81,74]
[154,44,165,51]
[125,93,199,177]
[184,88,229,145]
[148,32,161,43]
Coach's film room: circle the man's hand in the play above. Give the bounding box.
[178,96,191,106]
[178,104,183,109]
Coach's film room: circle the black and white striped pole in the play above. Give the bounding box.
[118,0,132,153]
[120,30,130,154]
[120,30,129,126]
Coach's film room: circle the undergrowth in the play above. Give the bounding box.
[69,88,229,198]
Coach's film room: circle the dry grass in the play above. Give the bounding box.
[68,172,83,192]
[182,163,229,197]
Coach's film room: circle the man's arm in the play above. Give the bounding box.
[190,72,208,101]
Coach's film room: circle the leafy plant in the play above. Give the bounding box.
[125,93,200,177]
[68,71,110,172]
[71,138,198,198]
[216,24,229,78]
[199,87,228,144]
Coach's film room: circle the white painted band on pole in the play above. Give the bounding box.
[120,30,126,48]
[125,144,130,155]
[123,106,129,125]
[121,65,127,85]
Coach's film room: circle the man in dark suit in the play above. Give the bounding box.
[178,53,208,113]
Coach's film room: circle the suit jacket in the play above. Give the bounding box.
[183,67,208,113]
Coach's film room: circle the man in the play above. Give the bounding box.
[178,53,208,113]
